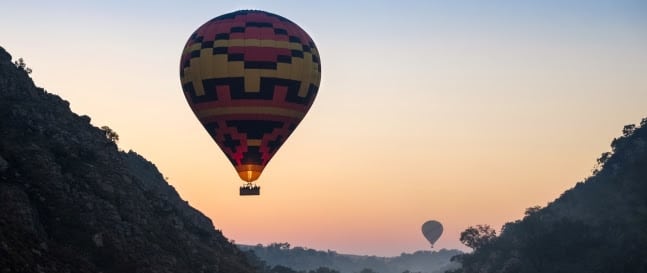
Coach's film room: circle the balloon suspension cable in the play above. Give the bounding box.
[240,182,260,196]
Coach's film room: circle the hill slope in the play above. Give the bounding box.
[0,46,255,273]
[451,118,647,273]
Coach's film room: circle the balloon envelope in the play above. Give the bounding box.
[179,10,321,182]
[422,220,443,246]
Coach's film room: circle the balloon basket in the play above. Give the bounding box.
[240,184,260,196]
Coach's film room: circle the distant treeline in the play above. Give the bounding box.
[239,242,461,273]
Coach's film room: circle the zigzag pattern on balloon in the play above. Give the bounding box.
[179,10,321,182]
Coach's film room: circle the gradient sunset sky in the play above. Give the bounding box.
[2,0,646,256]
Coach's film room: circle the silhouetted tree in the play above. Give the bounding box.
[622,124,636,136]
[100,126,119,143]
[13,57,32,74]
[524,205,542,217]
[269,242,291,250]
[459,225,496,250]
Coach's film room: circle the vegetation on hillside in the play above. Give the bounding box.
[449,118,647,273]
[0,45,255,273]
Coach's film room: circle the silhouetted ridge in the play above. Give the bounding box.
[0,46,255,273]
[450,118,647,273]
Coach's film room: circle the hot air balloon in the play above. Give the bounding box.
[179,10,321,195]
[422,220,443,248]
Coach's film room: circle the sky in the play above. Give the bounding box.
[2,0,646,256]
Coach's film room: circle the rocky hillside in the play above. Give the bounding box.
[0,46,256,273]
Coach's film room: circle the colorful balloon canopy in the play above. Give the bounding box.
[179,10,321,183]
[422,220,443,247]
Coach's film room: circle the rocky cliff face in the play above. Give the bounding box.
[0,46,256,273]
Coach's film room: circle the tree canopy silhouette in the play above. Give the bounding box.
[459,225,496,251]
[100,125,119,143]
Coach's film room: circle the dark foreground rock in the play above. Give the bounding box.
[0,46,256,273]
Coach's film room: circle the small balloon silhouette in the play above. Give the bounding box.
[422,220,443,247]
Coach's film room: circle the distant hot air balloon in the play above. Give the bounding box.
[179,10,321,195]
[422,220,443,248]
